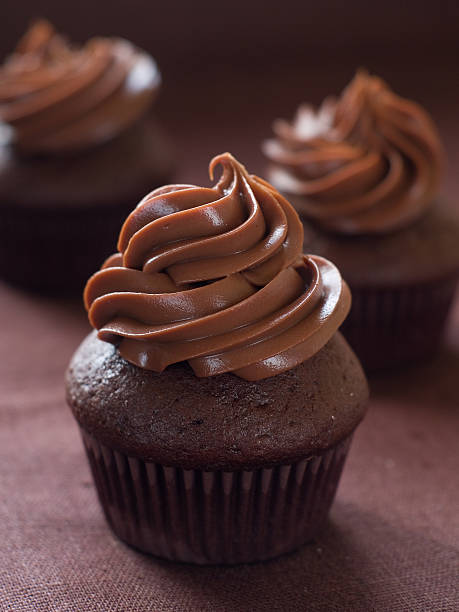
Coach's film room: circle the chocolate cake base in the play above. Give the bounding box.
[342,275,458,371]
[298,201,459,371]
[66,331,368,563]
[0,119,173,294]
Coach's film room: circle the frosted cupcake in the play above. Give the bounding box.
[0,20,171,293]
[66,153,368,564]
[263,71,459,370]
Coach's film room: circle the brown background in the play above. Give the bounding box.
[1,1,459,187]
[1,0,458,67]
[1,2,459,610]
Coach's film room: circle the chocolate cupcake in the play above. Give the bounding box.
[0,20,172,293]
[263,70,459,370]
[66,153,368,564]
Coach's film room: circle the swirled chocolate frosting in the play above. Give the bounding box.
[84,153,351,380]
[0,20,160,154]
[263,71,445,234]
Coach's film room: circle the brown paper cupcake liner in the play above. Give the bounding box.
[0,202,128,294]
[342,274,458,371]
[80,429,352,565]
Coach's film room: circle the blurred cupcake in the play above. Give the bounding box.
[66,153,368,564]
[263,70,459,370]
[0,19,172,293]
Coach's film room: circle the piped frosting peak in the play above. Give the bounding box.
[0,19,160,154]
[85,153,350,380]
[264,70,444,234]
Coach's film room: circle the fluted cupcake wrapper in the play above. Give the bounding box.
[342,274,458,371]
[80,429,352,565]
[0,201,128,293]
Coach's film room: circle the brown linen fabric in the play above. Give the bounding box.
[0,281,458,612]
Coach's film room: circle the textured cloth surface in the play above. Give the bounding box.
[1,281,459,612]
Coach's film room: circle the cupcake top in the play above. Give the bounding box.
[263,70,445,235]
[0,19,160,154]
[84,153,351,381]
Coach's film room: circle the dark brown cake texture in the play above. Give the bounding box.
[67,331,367,564]
[0,20,173,294]
[263,71,459,371]
[66,153,368,564]
[67,331,366,472]
[301,201,459,370]
[0,120,172,293]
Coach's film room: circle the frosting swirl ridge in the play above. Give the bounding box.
[263,70,444,234]
[0,20,160,153]
[84,153,350,380]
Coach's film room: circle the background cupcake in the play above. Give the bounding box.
[0,19,172,293]
[263,70,459,370]
[66,152,368,564]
